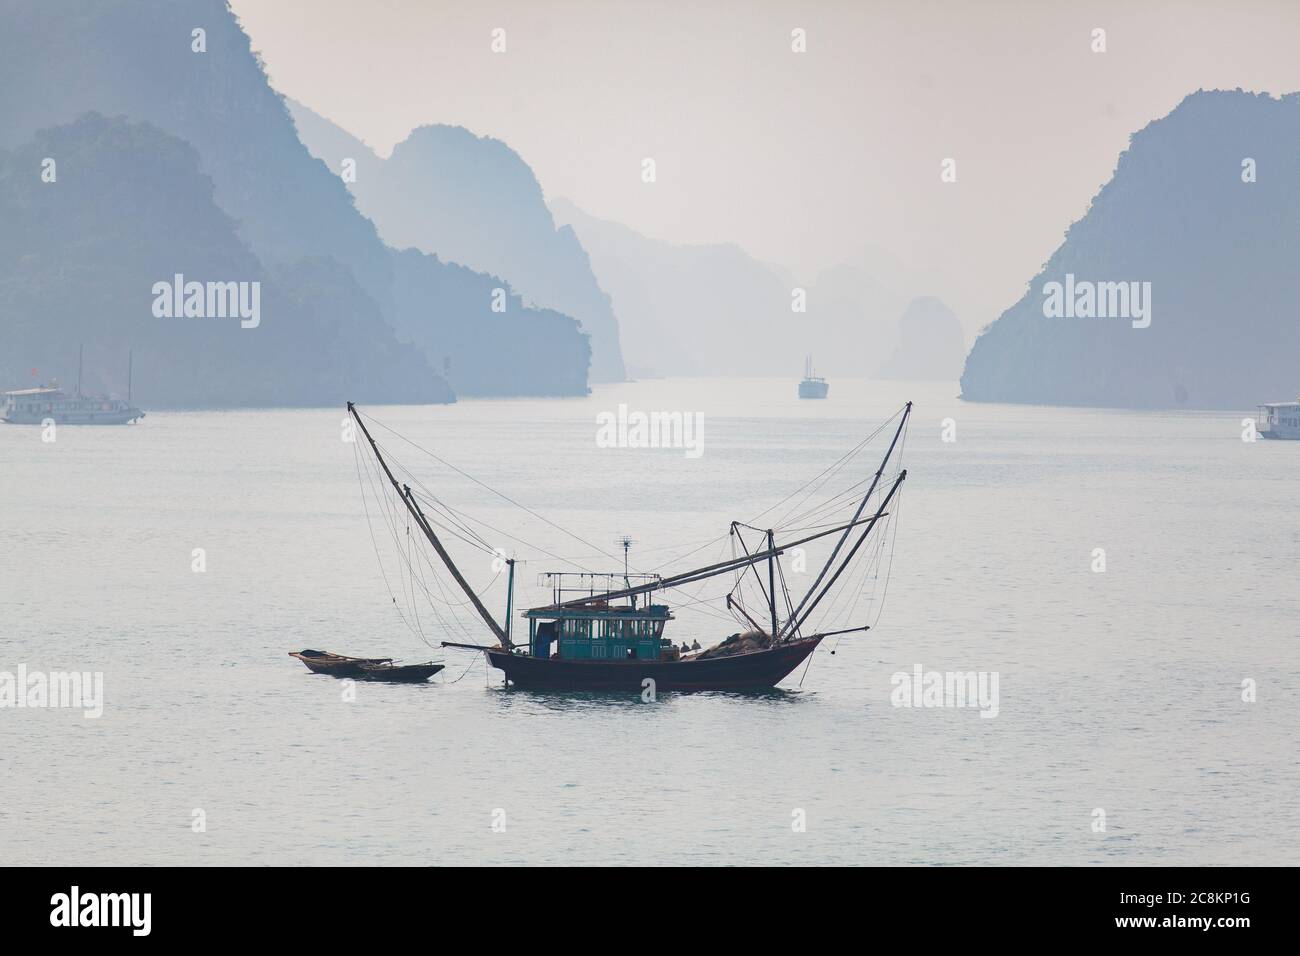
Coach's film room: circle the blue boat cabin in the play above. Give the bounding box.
[524,604,674,660]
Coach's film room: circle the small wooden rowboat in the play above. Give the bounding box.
[289,649,393,677]
[357,661,445,683]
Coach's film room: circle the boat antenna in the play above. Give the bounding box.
[619,536,634,579]
[617,536,636,607]
[348,402,510,648]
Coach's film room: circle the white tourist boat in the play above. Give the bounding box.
[2,349,144,425]
[1257,400,1300,440]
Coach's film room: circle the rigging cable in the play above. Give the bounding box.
[353,439,421,640]
[354,404,907,642]
[360,439,475,647]
[747,407,899,530]
[360,411,624,566]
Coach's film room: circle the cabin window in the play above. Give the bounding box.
[562,618,591,638]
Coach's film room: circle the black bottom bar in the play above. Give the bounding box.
[3,866,1280,942]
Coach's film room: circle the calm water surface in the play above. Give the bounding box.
[2,378,1296,864]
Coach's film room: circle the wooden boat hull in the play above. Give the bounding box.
[358,662,444,683]
[485,636,822,692]
[289,650,392,677]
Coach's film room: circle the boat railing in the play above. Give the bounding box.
[537,570,663,605]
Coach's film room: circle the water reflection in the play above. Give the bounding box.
[487,684,812,715]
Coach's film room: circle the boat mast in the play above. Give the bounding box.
[504,558,516,647]
[127,350,132,404]
[730,522,775,620]
[767,528,777,637]
[348,402,510,647]
[77,344,83,398]
[778,401,910,640]
[782,469,906,640]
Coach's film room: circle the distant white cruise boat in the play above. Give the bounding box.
[2,385,145,425]
[2,347,145,425]
[1257,399,1300,440]
[798,356,829,399]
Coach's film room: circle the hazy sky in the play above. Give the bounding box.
[230,0,1300,335]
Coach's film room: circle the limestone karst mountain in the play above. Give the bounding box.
[0,0,592,402]
[876,298,966,381]
[288,101,625,383]
[961,90,1300,409]
[0,114,447,406]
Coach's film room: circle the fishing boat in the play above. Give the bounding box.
[346,398,911,693]
[798,356,829,399]
[289,649,393,676]
[1256,399,1300,440]
[2,348,145,425]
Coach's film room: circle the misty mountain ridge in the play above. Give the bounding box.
[961,89,1300,409]
[551,198,964,381]
[0,0,594,403]
[0,113,447,406]
[287,100,625,383]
